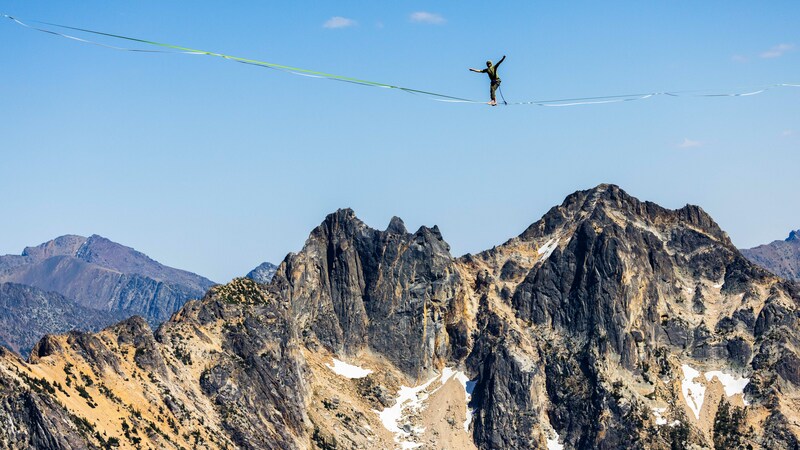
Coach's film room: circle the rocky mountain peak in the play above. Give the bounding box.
[306,209,449,254]
[273,209,460,377]
[246,261,278,284]
[386,216,408,234]
[787,229,799,242]
[322,207,362,228]
[0,234,216,354]
[518,184,729,248]
[2,186,799,449]
[674,204,728,241]
[76,235,161,279]
[20,234,87,261]
[70,234,215,290]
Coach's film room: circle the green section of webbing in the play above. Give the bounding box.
[5,15,799,107]
[9,15,478,103]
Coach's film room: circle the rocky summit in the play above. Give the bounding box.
[742,230,800,281]
[245,261,278,284]
[0,184,798,449]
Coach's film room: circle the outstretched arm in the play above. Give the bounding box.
[494,55,506,68]
[469,68,486,73]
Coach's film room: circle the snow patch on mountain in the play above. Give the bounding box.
[547,430,564,450]
[681,364,706,420]
[538,238,559,260]
[325,358,372,379]
[705,370,750,405]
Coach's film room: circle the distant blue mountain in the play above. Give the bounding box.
[741,229,800,281]
[246,261,278,284]
[0,234,216,356]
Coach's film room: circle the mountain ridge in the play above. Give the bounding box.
[1,184,798,449]
[0,234,215,321]
[0,234,216,359]
[742,228,800,281]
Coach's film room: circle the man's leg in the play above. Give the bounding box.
[490,83,498,105]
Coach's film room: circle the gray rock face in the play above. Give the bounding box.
[511,187,751,364]
[272,210,464,377]
[245,261,278,284]
[170,280,309,449]
[0,282,127,357]
[742,229,800,281]
[467,306,544,449]
[20,235,87,261]
[0,234,215,326]
[464,185,800,449]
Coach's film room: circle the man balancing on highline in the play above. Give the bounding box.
[470,55,506,106]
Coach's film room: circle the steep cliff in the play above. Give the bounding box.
[461,184,800,449]
[271,210,465,378]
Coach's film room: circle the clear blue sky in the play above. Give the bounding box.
[1,1,798,282]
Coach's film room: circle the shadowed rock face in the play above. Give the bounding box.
[511,186,759,365]
[463,186,800,449]
[0,234,215,326]
[272,210,465,378]
[0,283,127,357]
[160,281,309,449]
[0,347,90,449]
[742,230,800,281]
[1,185,799,449]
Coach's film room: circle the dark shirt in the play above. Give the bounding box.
[480,56,505,84]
